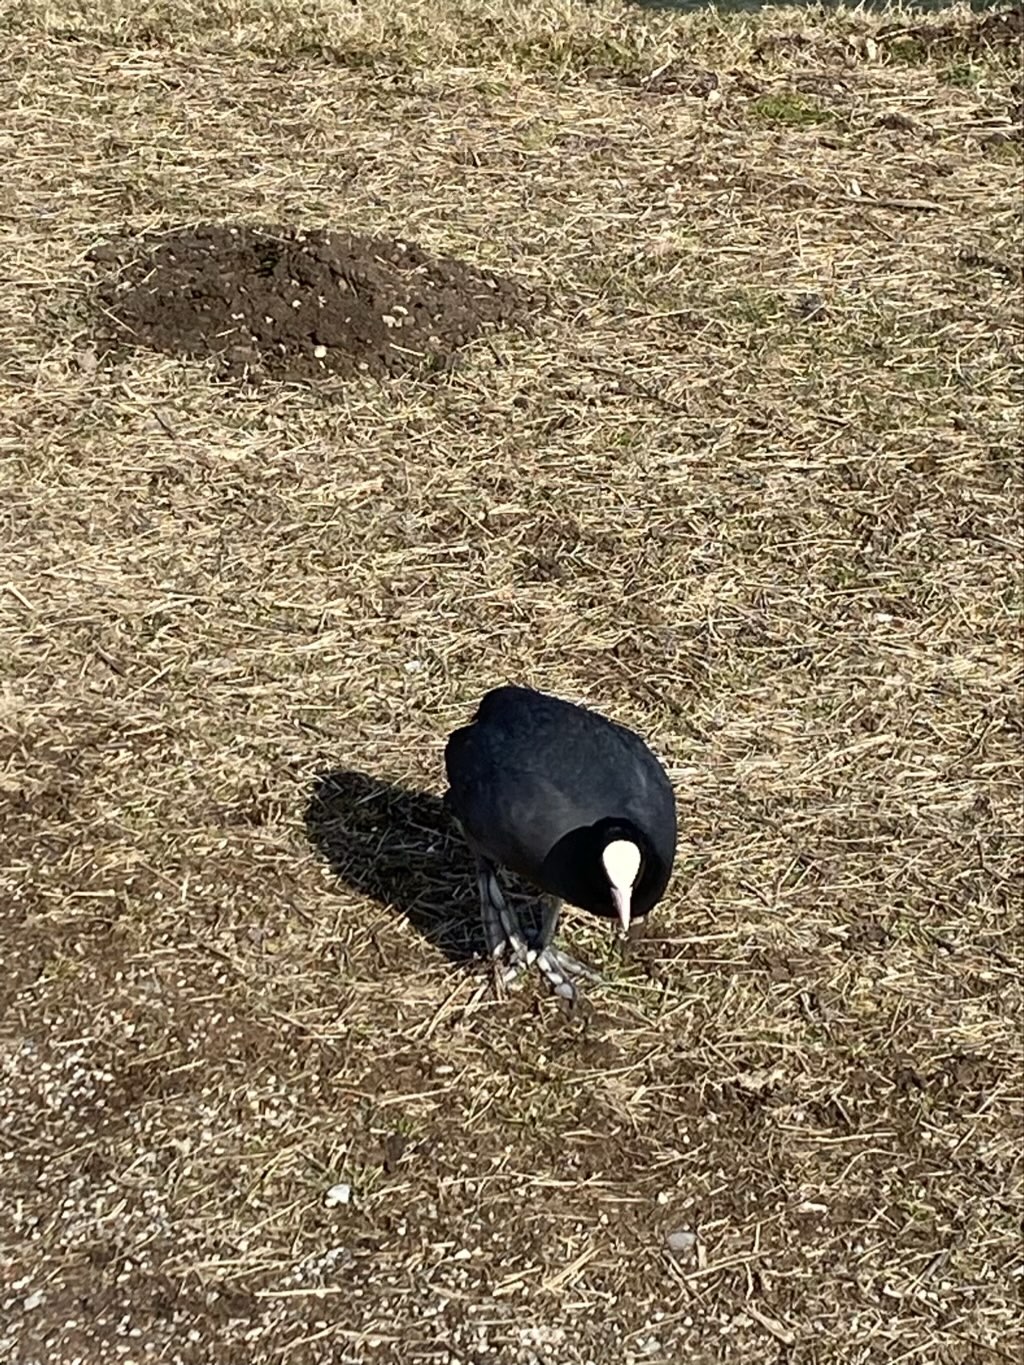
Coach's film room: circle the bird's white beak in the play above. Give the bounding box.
[602,839,641,938]
[610,885,631,936]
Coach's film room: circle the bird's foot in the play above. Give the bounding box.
[477,868,600,1001]
[493,943,598,1001]
[484,912,537,994]
[494,937,537,988]
[489,942,601,1002]
[533,946,602,1001]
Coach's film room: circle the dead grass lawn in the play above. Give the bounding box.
[0,2,1022,1362]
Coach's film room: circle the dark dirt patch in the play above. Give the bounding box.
[974,4,1024,47]
[90,223,540,385]
[881,4,1024,58]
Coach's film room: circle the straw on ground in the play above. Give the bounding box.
[0,2,1021,1363]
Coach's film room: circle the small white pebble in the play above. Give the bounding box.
[324,1182,352,1208]
[666,1229,697,1254]
[313,345,327,359]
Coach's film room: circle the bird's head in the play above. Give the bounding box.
[601,837,642,936]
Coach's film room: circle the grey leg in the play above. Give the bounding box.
[477,862,508,959]
[474,857,534,985]
[533,895,602,1001]
[538,896,561,952]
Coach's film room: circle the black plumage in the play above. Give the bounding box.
[444,685,676,997]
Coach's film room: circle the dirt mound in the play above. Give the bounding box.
[90,224,539,385]
[880,4,1024,57]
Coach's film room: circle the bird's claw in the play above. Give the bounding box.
[492,939,597,1000]
[534,946,602,1000]
[489,938,537,990]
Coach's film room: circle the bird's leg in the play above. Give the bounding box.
[532,895,602,1001]
[477,862,508,960]
[537,896,561,955]
[475,858,534,982]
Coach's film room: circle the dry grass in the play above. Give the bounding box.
[1,1,1022,1362]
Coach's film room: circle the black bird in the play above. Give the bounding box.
[444,685,676,998]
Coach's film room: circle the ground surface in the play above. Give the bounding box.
[94,225,537,383]
[0,2,1022,1363]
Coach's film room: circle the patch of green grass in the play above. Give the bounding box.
[944,61,983,89]
[722,286,786,328]
[886,37,930,65]
[304,1148,384,1200]
[517,120,557,151]
[750,91,833,128]
[512,30,647,78]
[981,136,1023,163]
[388,1112,422,1139]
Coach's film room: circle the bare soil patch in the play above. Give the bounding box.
[879,3,1024,55]
[92,224,538,385]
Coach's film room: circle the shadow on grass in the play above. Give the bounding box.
[303,768,487,964]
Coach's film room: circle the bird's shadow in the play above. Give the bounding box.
[303,768,488,963]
